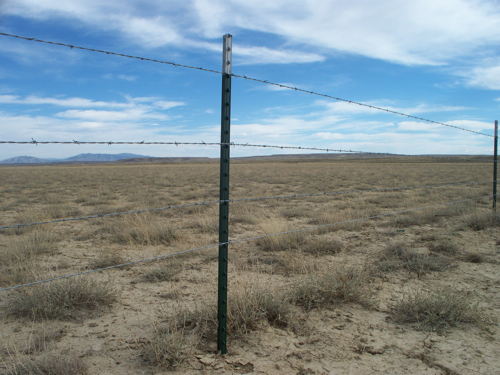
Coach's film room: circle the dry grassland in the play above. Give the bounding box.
[0,157,499,374]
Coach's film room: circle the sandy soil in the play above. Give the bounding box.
[0,159,499,374]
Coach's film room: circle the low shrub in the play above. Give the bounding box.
[292,266,369,310]
[303,237,343,256]
[8,277,117,320]
[461,212,500,231]
[392,288,492,333]
[88,251,128,270]
[5,354,87,375]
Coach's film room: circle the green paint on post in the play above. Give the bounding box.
[217,34,232,355]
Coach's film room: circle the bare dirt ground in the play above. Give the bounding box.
[0,157,499,375]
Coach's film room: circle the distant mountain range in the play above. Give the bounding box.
[0,153,151,164]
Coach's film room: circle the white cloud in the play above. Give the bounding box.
[55,108,169,122]
[0,95,129,108]
[6,0,500,67]
[234,46,324,65]
[461,63,500,90]
[117,74,137,81]
[0,94,185,112]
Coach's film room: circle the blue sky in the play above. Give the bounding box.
[1,0,500,160]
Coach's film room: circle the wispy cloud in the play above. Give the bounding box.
[0,94,184,111]
[460,63,500,90]
[6,0,500,68]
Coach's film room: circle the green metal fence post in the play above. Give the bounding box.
[493,120,498,212]
[217,34,232,355]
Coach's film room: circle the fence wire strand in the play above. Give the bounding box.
[0,32,493,138]
[0,194,493,293]
[0,139,496,162]
[0,139,386,155]
[0,180,492,230]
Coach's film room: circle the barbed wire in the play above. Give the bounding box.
[231,73,495,139]
[0,139,496,161]
[0,32,494,139]
[0,139,387,155]
[0,193,493,293]
[0,32,221,75]
[0,180,492,230]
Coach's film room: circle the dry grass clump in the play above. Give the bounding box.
[1,231,58,264]
[461,212,500,231]
[302,237,343,256]
[391,288,492,334]
[22,325,68,354]
[255,220,306,252]
[188,214,219,234]
[228,281,291,334]
[0,231,59,287]
[139,323,196,369]
[378,242,452,276]
[4,354,87,375]
[292,266,369,310]
[142,261,183,282]
[7,277,117,320]
[462,252,484,264]
[245,253,311,276]
[88,251,128,270]
[428,239,460,255]
[107,213,181,245]
[309,208,366,233]
[140,306,216,368]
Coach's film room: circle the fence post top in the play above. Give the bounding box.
[222,34,232,75]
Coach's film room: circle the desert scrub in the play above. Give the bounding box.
[461,212,500,231]
[292,266,369,310]
[255,220,306,252]
[378,242,452,277]
[462,252,484,263]
[139,324,194,369]
[107,213,181,245]
[428,238,460,255]
[309,208,366,233]
[140,307,215,369]
[302,237,343,256]
[228,281,292,334]
[88,251,128,269]
[142,261,183,282]
[392,288,493,334]
[8,277,117,320]
[0,231,59,287]
[1,231,58,264]
[4,353,87,375]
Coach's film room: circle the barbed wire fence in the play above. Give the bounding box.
[0,32,498,355]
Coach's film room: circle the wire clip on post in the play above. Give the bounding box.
[218,33,232,355]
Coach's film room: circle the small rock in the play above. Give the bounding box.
[365,345,385,355]
[199,356,215,366]
[88,322,98,327]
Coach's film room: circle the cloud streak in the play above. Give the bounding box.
[5,0,500,70]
